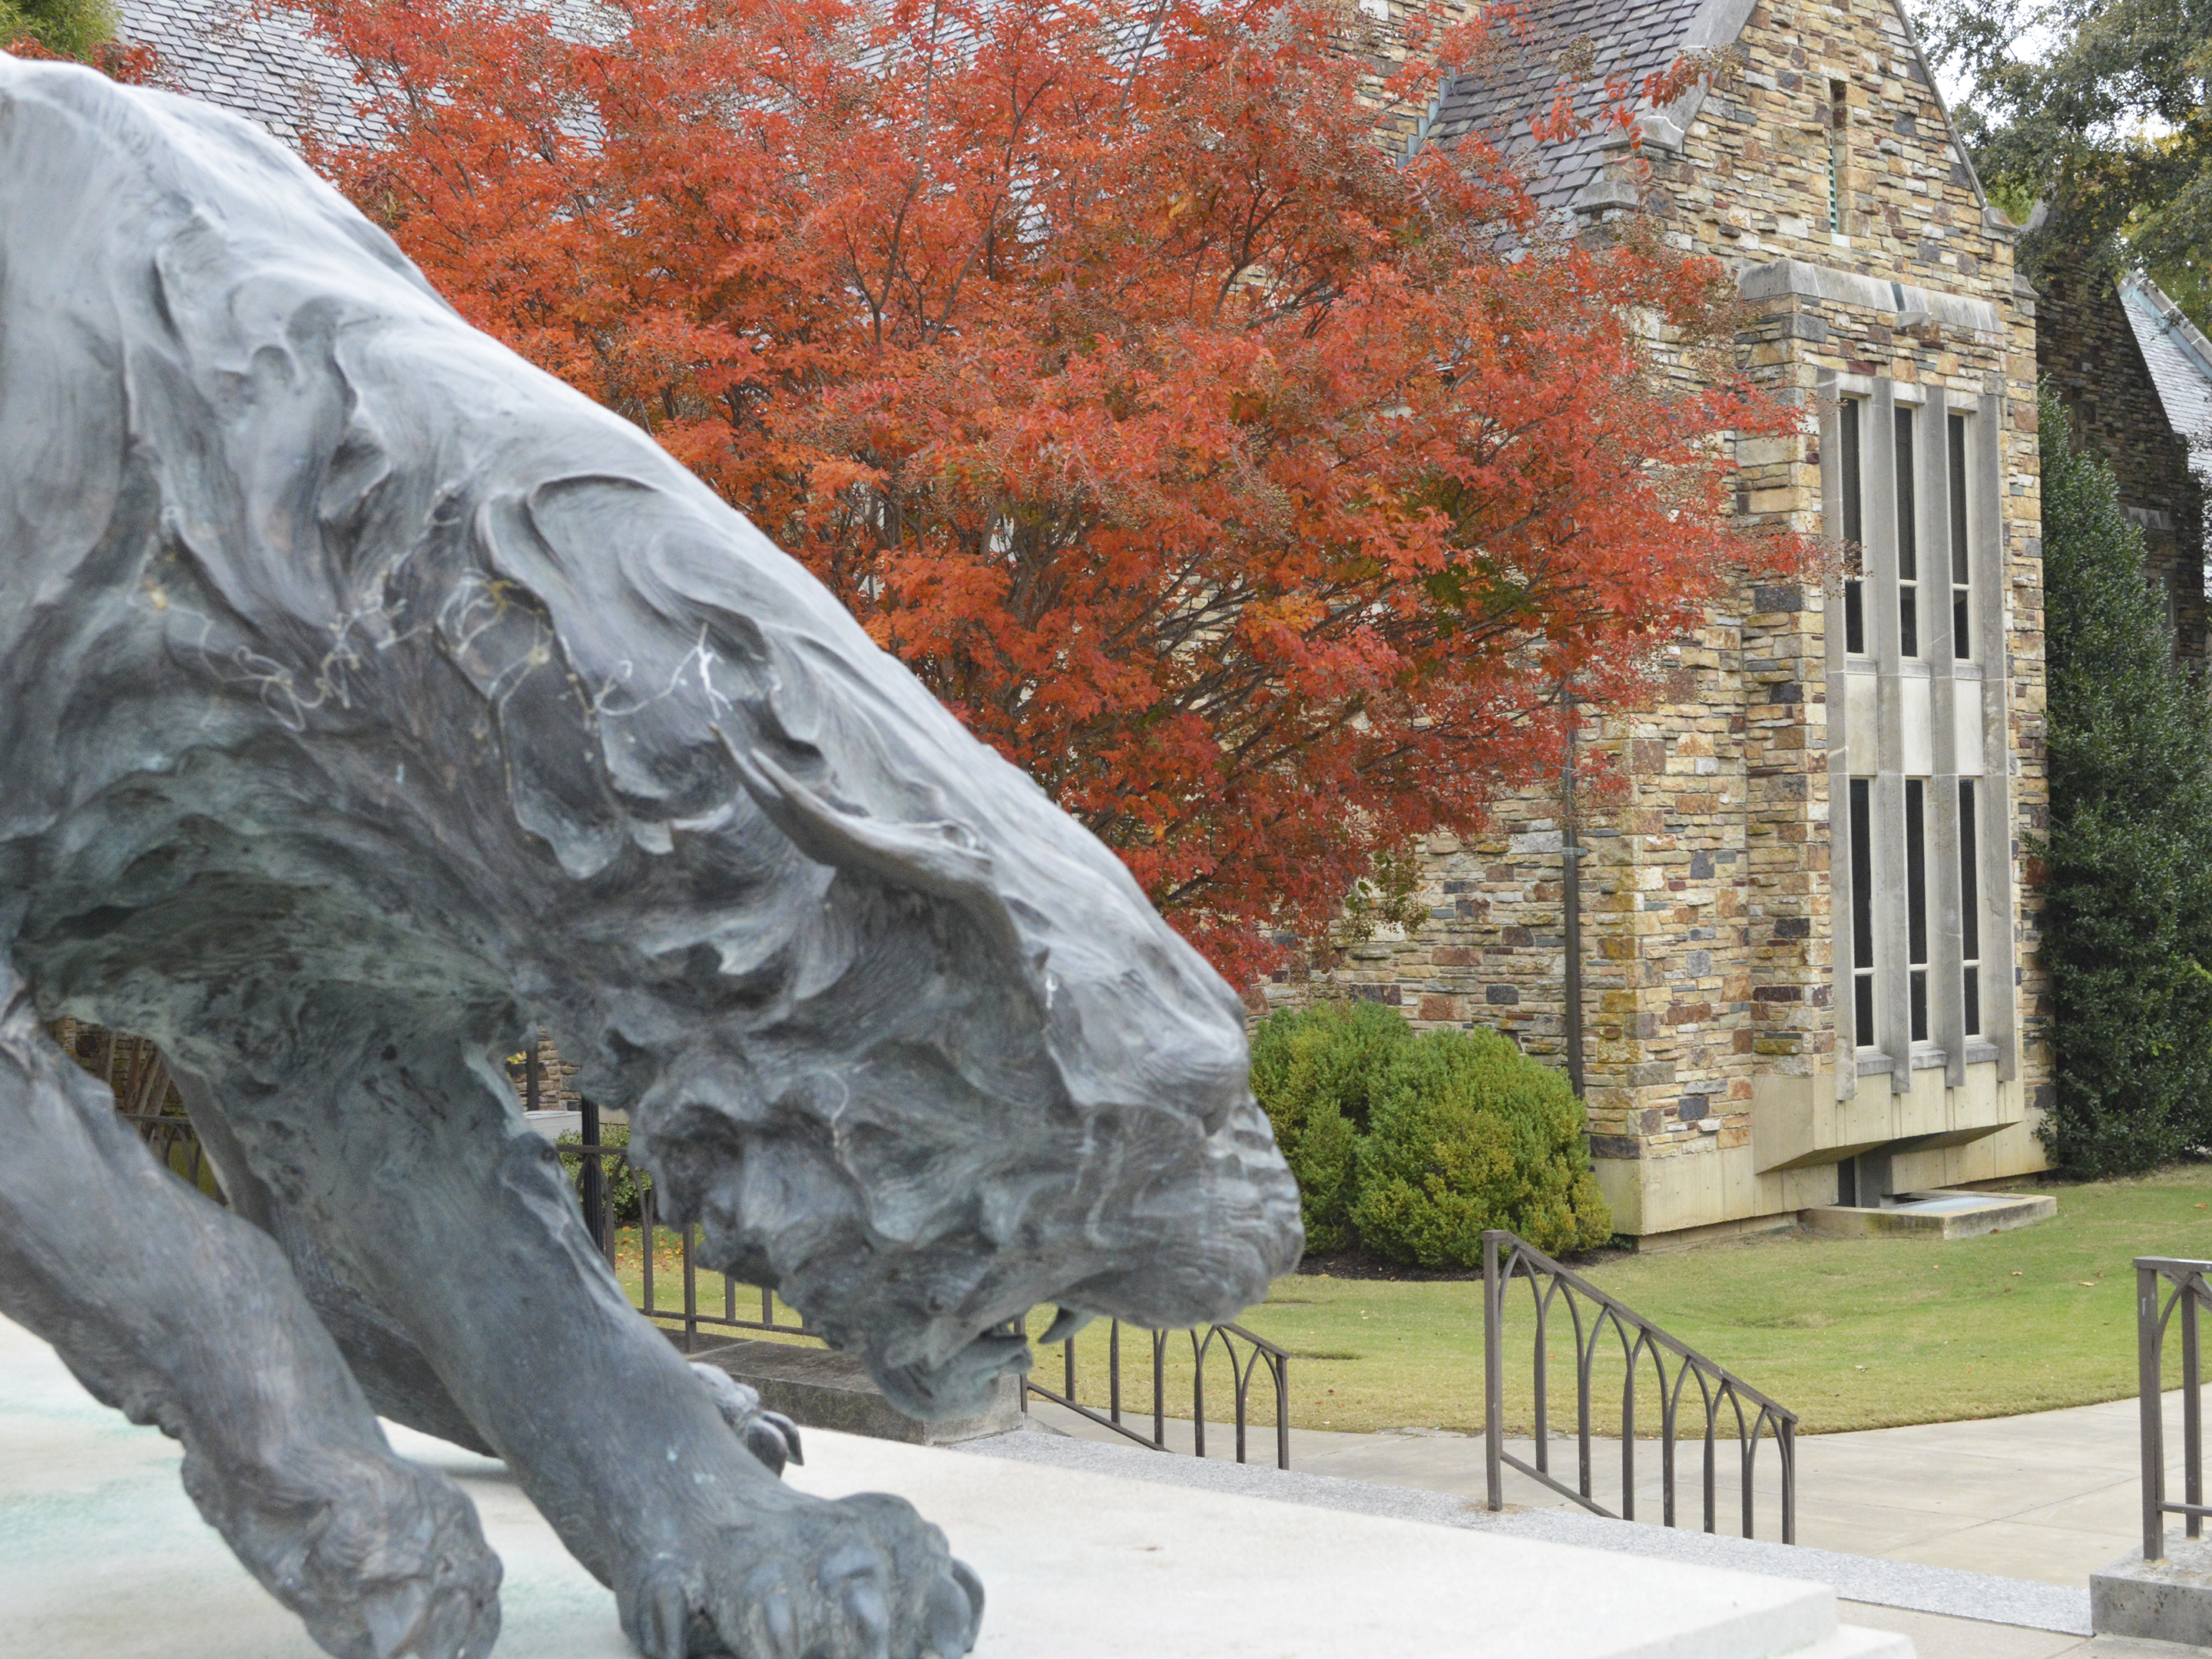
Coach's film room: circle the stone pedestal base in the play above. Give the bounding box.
[3,1313,1909,1658]
[688,1334,1023,1445]
[2092,1534,2212,1645]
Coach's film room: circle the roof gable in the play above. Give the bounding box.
[1419,0,1713,216]
[2121,274,2212,482]
[1415,0,1987,222]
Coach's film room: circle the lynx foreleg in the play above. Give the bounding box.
[0,972,502,1659]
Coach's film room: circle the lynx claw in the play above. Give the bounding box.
[183,1440,502,1659]
[625,1566,698,1659]
[616,1488,981,1658]
[747,1410,804,1473]
[690,1363,803,1476]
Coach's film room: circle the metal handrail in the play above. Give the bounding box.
[565,1133,1294,1469]
[1482,1229,1797,1542]
[2134,1256,2212,1559]
[559,1135,823,1348]
[1021,1315,1293,1469]
[119,1110,226,1205]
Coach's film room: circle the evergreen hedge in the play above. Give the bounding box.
[2038,385,2212,1174]
[1251,1002,1611,1263]
[1353,1027,1613,1265]
[555,1122,653,1227]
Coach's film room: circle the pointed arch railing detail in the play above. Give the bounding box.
[1482,1230,1797,1543]
[2133,1257,2212,1560]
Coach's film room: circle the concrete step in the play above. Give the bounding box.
[1802,1189,2058,1240]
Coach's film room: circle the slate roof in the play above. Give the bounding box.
[2119,273,2212,487]
[1414,0,1710,217]
[116,0,620,149]
[118,0,378,147]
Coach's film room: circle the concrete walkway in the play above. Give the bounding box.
[991,1411,2204,1659]
[1028,1390,2184,1590]
[1022,1406,2212,1659]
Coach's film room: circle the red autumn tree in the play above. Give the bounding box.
[296,0,1803,982]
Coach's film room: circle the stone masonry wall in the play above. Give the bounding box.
[1277,0,2049,1236]
[2034,266,2209,664]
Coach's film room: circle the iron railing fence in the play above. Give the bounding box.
[558,1120,820,1349]
[2134,1256,2212,1559]
[79,1018,1294,1473]
[121,1110,225,1204]
[103,1092,1292,1467]
[561,1120,1293,1467]
[1483,1229,1798,1542]
[1018,1314,1292,1469]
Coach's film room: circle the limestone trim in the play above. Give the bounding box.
[1740,259,2002,336]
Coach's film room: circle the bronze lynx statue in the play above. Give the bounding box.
[0,54,1302,1659]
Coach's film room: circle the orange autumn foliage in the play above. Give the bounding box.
[296,0,1807,982]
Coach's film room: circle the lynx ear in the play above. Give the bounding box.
[714,727,1005,912]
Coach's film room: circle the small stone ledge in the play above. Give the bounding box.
[686,1335,1024,1446]
[2092,1534,2212,1645]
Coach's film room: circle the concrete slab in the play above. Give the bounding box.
[1803,1192,2059,1240]
[972,1423,2095,1637]
[1838,1603,2088,1658]
[1020,1382,2212,1595]
[1836,1604,2212,1657]
[0,1316,1911,1659]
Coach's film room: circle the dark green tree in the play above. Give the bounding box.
[1916,0,2212,317]
[2038,385,2212,1174]
[1,0,118,58]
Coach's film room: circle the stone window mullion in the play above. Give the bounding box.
[1866,379,1913,1092]
[1820,384,1861,1099]
[1971,389,2020,1084]
[1921,385,1970,1085]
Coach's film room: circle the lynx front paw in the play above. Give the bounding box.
[180,1439,502,1659]
[618,1488,982,1659]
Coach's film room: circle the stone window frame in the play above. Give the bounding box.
[1820,371,2018,1099]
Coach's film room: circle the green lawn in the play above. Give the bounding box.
[611,1164,2212,1438]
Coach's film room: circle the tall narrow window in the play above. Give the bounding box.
[1896,406,1919,657]
[1828,81,1848,234]
[1905,779,1929,1042]
[1959,780,1982,1038]
[1949,412,1971,659]
[1850,777,1876,1045]
[1842,399,1866,654]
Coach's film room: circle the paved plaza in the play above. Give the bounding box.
[1,1316,1906,1659]
[9,1301,2212,1658]
[1019,1389,2212,1657]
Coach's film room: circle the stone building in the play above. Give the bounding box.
[1263,0,2055,1243]
[2035,265,2212,662]
[108,0,2054,1245]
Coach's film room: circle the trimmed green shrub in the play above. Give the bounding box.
[1248,998,1412,1251]
[556,1122,653,1227]
[2038,386,2212,1175]
[1349,1026,1611,1266]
